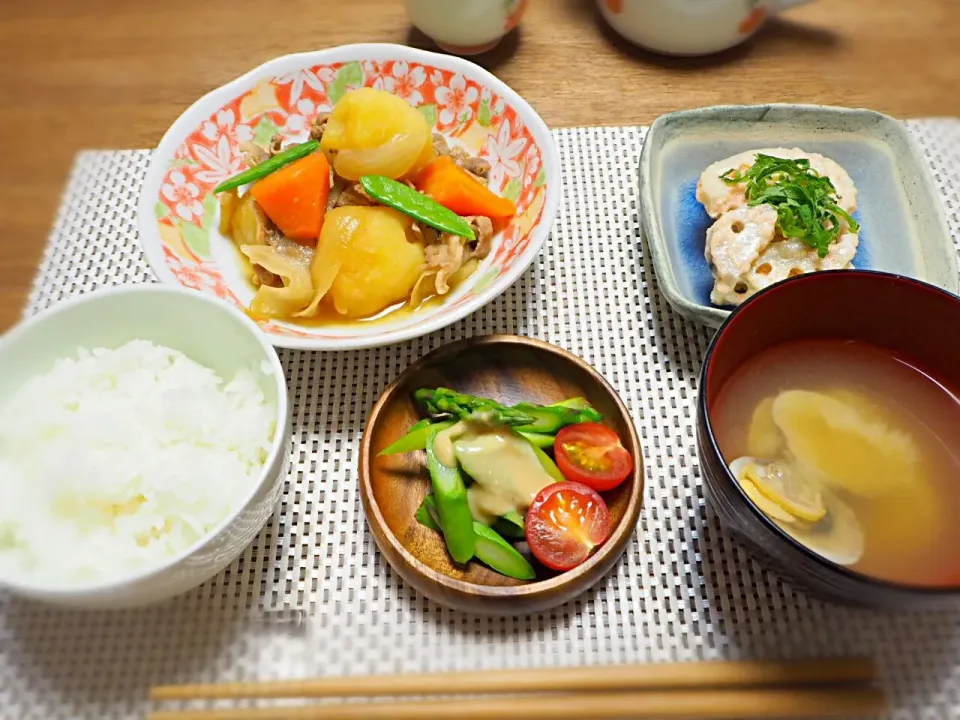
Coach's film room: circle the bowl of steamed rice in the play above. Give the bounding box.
[0,285,289,609]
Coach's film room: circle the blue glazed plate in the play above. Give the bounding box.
[639,104,958,327]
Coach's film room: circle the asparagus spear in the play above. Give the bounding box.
[526,437,565,482]
[414,388,602,433]
[415,497,533,581]
[517,431,555,448]
[472,523,536,580]
[418,496,526,545]
[425,431,475,564]
[493,510,526,540]
[379,419,455,456]
[415,494,441,532]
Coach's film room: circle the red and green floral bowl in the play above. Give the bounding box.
[138,44,560,350]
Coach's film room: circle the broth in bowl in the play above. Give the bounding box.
[712,338,960,587]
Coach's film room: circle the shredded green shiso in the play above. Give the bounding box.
[721,154,859,258]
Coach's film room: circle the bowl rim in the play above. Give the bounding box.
[638,102,959,329]
[699,268,960,595]
[0,284,290,598]
[137,43,562,352]
[358,334,645,603]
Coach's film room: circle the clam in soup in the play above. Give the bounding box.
[712,338,960,586]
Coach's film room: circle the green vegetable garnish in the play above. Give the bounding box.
[379,419,455,456]
[359,175,475,240]
[415,494,441,532]
[415,497,534,580]
[214,140,320,194]
[414,388,602,432]
[720,154,860,258]
[425,431,475,564]
[472,522,535,580]
[494,511,526,540]
[517,431,555,449]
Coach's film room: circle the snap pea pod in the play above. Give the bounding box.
[425,431,475,564]
[213,140,320,194]
[359,175,475,240]
[379,419,455,456]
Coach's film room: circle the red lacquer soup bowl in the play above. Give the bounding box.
[697,270,960,609]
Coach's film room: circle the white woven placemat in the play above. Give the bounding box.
[2,122,960,719]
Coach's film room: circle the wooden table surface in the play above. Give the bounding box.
[1,0,958,331]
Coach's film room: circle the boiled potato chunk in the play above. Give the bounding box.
[321,87,432,181]
[329,206,425,318]
[771,390,918,498]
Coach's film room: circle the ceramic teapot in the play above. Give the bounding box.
[597,0,813,56]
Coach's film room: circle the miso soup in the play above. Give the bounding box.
[712,338,960,587]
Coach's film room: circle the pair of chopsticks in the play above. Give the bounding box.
[148,657,885,719]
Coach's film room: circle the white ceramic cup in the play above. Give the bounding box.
[404,0,529,55]
[597,0,814,56]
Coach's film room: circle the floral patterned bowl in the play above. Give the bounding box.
[138,44,560,350]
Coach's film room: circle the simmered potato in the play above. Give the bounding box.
[320,88,433,181]
[323,206,425,318]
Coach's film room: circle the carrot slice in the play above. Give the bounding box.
[250,152,331,243]
[414,155,516,220]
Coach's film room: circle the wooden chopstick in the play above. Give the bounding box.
[149,657,875,701]
[147,686,886,720]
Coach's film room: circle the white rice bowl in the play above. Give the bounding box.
[0,340,277,587]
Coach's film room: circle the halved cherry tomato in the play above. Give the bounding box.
[525,482,611,571]
[554,423,633,491]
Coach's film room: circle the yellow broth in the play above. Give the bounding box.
[712,339,960,587]
[231,244,478,328]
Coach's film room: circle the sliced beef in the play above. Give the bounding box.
[423,234,467,295]
[328,177,377,209]
[431,132,490,183]
[465,216,494,260]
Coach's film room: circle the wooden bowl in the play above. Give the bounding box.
[359,335,644,615]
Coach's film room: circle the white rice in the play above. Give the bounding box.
[0,340,277,587]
